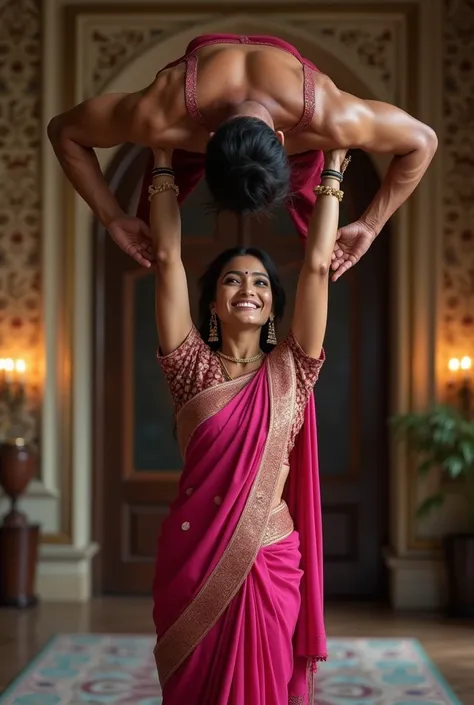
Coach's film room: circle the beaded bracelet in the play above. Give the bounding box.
[148,182,179,201]
[341,155,351,174]
[314,185,344,202]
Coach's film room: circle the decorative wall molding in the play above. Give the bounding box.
[0,0,42,447]
[80,19,200,98]
[288,20,398,101]
[79,14,399,103]
[0,0,41,353]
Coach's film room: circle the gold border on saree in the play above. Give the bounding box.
[176,372,256,457]
[262,501,294,547]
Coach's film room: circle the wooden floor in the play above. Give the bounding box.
[0,599,472,703]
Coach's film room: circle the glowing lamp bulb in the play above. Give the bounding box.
[15,359,26,374]
[460,356,472,371]
[448,358,460,372]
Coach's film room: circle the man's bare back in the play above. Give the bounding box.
[48,35,437,276]
[128,43,324,152]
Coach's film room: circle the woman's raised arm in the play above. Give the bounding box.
[291,149,348,358]
[149,149,193,355]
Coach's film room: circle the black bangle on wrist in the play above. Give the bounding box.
[152,167,175,178]
[321,169,343,182]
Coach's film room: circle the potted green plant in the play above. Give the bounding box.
[392,404,474,618]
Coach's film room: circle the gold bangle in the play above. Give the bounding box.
[314,185,344,202]
[148,182,179,201]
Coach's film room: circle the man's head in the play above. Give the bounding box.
[205,116,290,214]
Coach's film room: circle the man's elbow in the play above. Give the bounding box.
[47,116,82,164]
[47,115,74,151]
[47,115,64,147]
[416,123,438,157]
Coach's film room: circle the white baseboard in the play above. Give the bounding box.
[384,549,446,610]
[36,542,99,602]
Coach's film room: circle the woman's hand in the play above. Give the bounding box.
[323,148,349,173]
[322,149,377,281]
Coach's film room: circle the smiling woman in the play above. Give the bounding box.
[137,145,346,704]
[197,247,287,364]
[200,252,281,380]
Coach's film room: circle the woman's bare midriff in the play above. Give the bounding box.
[272,462,291,509]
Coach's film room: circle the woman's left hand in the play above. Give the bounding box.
[322,149,377,281]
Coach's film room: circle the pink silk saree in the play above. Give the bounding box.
[153,342,326,704]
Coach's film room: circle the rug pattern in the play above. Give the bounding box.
[0,635,462,705]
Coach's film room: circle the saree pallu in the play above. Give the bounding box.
[153,343,326,704]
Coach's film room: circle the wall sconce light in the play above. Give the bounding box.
[0,358,27,400]
[448,356,472,419]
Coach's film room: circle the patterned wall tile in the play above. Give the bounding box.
[0,0,41,351]
[84,21,198,98]
[0,0,41,442]
[442,0,474,359]
[289,21,396,98]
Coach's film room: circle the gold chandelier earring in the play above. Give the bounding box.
[208,311,219,343]
[267,313,277,346]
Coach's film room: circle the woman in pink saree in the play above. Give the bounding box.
[148,145,349,704]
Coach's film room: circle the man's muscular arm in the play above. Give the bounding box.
[317,76,438,234]
[47,89,176,266]
[47,92,148,227]
[326,89,438,234]
[308,75,437,279]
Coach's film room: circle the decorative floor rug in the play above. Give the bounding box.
[0,635,463,705]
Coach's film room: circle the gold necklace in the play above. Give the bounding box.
[219,359,233,381]
[216,350,264,365]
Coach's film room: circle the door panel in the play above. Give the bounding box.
[127,271,180,471]
[95,152,241,593]
[248,186,389,597]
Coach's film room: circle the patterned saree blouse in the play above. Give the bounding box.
[157,326,324,459]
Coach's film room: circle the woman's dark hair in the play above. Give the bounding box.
[205,116,290,214]
[198,247,286,353]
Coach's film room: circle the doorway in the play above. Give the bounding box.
[93,147,389,597]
